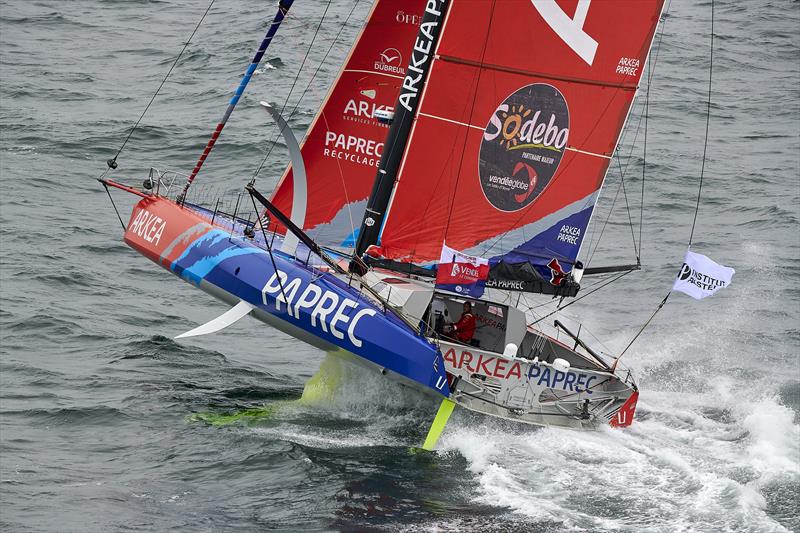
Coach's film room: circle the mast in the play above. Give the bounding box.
[352,0,448,264]
[268,0,429,248]
[179,0,294,201]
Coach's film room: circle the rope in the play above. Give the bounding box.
[523,268,630,314]
[102,181,127,230]
[689,0,713,246]
[587,168,625,265]
[528,269,635,326]
[180,1,296,199]
[108,0,216,169]
[639,0,672,261]
[247,191,288,302]
[583,0,671,267]
[612,0,714,368]
[612,292,669,371]
[619,159,640,261]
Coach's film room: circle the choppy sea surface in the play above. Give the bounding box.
[1,1,798,531]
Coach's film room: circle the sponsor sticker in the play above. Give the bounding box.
[616,56,640,76]
[479,83,570,212]
[262,270,377,348]
[129,208,166,246]
[342,88,392,128]
[395,10,422,26]
[374,47,404,76]
[547,258,567,286]
[323,130,384,167]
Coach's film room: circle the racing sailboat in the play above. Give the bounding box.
[101,0,665,448]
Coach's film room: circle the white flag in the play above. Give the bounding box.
[672,250,735,300]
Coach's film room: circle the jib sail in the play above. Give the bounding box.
[358,0,664,294]
[269,0,428,248]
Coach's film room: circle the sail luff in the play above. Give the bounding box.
[180,0,294,199]
[377,0,457,252]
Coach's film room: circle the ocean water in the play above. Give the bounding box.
[1,0,798,531]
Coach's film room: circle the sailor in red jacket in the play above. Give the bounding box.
[446,302,476,343]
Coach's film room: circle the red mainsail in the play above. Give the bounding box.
[269,0,427,247]
[372,0,664,282]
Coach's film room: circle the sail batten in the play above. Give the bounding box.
[437,55,644,90]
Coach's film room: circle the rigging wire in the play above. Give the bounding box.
[247,191,289,302]
[585,88,646,265]
[583,1,672,266]
[522,269,627,314]
[620,156,640,260]
[101,182,127,230]
[534,1,675,342]
[475,4,672,262]
[614,0,714,367]
[250,0,362,237]
[249,0,338,183]
[107,0,216,169]
[639,0,672,260]
[583,98,647,263]
[586,169,626,266]
[587,154,640,266]
[688,2,712,247]
[528,269,636,326]
[613,292,669,370]
[638,92,649,260]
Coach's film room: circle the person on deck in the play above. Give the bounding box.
[445,302,476,343]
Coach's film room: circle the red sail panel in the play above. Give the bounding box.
[376,0,663,270]
[270,0,426,247]
[437,0,659,89]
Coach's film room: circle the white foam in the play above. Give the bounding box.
[435,386,798,531]
[253,332,799,530]
[740,397,800,479]
[245,354,439,449]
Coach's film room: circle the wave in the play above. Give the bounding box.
[0,405,132,425]
[435,390,798,531]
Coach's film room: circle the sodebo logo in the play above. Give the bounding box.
[479,83,570,212]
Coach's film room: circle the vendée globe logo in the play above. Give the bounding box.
[478,83,570,212]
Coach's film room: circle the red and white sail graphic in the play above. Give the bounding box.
[373,0,664,280]
[270,0,427,247]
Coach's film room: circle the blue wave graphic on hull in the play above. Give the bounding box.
[171,230,265,286]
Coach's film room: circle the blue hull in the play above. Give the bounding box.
[123,196,450,398]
